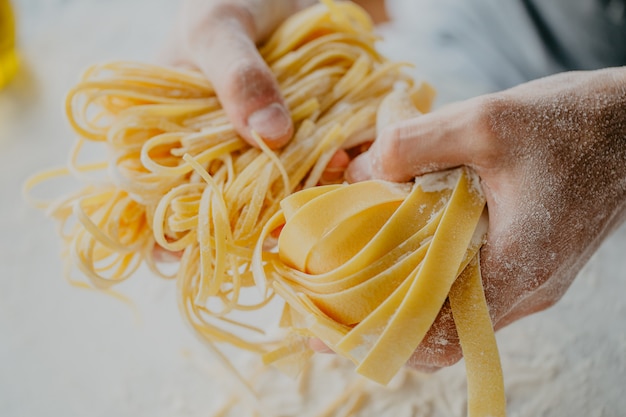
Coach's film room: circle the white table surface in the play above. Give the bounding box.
[1,1,625,416]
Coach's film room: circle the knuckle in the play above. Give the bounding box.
[423,333,463,367]
[475,93,507,129]
[371,126,410,181]
[469,94,512,167]
[226,60,279,103]
[406,306,463,369]
[407,340,463,370]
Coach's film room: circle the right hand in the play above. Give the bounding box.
[160,0,316,148]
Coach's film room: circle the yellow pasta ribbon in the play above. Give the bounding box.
[273,167,505,416]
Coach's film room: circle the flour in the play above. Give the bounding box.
[416,169,459,193]
[201,335,564,417]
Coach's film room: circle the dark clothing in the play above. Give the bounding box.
[384,0,626,103]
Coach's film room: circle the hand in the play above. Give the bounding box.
[160,0,316,148]
[347,68,626,371]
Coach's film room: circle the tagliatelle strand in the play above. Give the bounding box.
[273,168,503,417]
[449,256,507,417]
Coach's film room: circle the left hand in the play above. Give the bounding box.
[347,68,626,372]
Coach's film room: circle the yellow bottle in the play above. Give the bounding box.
[0,0,18,88]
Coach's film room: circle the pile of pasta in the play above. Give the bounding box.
[27,1,506,416]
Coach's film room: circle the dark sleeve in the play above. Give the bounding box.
[523,0,626,71]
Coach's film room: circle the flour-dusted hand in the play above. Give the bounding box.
[348,68,626,371]
[161,0,317,148]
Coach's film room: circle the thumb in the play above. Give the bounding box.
[183,3,295,148]
[347,97,490,182]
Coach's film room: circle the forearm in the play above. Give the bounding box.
[601,67,626,232]
[578,67,626,237]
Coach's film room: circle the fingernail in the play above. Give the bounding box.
[247,103,292,146]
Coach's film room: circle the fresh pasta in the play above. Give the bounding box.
[270,165,506,417]
[26,1,507,416]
